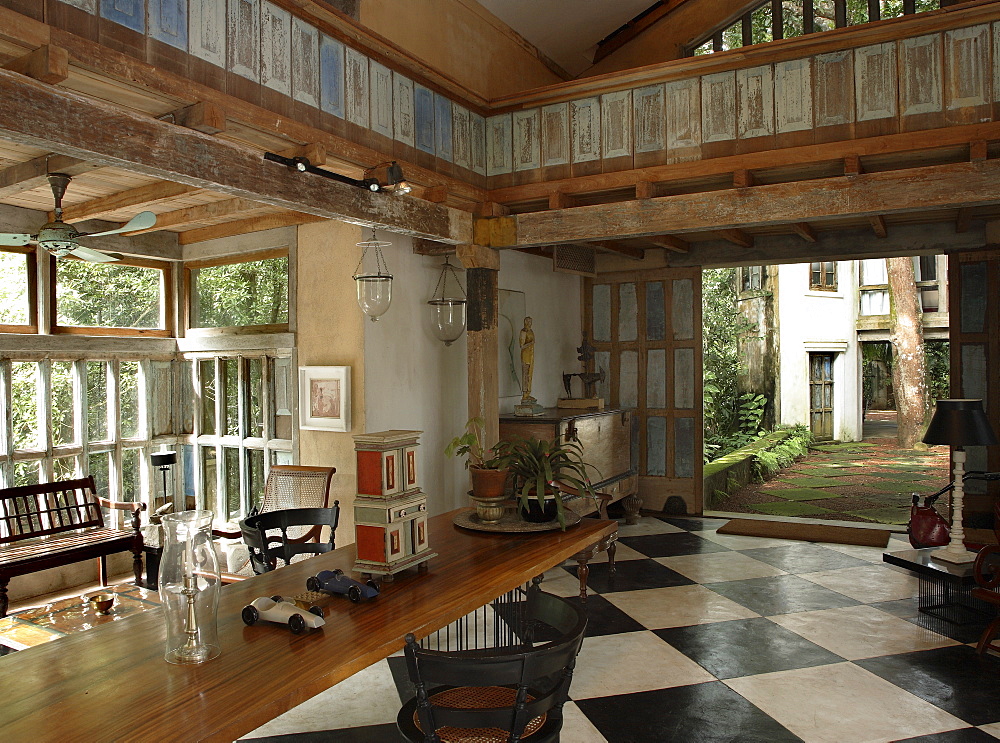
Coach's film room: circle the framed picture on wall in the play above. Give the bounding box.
[299,366,351,432]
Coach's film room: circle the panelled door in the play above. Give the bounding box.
[584,267,702,515]
[808,353,835,440]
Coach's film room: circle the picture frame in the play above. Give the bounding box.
[299,366,351,432]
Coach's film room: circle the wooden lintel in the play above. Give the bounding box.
[581,240,645,260]
[869,214,888,238]
[0,70,471,244]
[517,247,554,258]
[733,169,754,188]
[164,101,227,134]
[634,180,658,200]
[126,197,265,235]
[646,235,690,253]
[61,180,200,223]
[844,154,863,176]
[420,185,449,203]
[177,212,326,245]
[719,229,754,248]
[791,222,818,242]
[473,216,517,249]
[0,153,98,198]
[549,191,575,210]
[413,238,456,256]
[457,243,500,271]
[955,207,971,234]
[2,45,68,85]
[970,140,988,162]
[474,201,511,217]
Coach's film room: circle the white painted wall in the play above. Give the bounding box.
[363,239,581,515]
[776,261,863,441]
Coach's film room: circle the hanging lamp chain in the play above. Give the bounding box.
[353,227,393,278]
[432,257,466,301]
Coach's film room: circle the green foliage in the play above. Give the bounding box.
[56,260,161,328]
[500,436,599,529]
[0,252,31,325]
[925,340,950,402]
[445,417,508,470]
[193,256,288,328]
[752,425,813,480]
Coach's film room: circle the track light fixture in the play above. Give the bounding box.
[263,153,411,195]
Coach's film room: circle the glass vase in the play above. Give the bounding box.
[158,510,221,665]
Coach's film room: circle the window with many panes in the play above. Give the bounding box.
[810,261,837,291]
[741,265,766,293]
[187,251,289,331]
[0,247,36,333]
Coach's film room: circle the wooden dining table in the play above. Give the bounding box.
[0,508,616,742]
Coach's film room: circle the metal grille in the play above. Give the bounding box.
[419,584,530,652]
[553,245,596,277]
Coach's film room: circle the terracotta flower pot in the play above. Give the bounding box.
[470,467,509,500]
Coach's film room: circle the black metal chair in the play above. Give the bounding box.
[239,505,340,575]
[396,587,587,743]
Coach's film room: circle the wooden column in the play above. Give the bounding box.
[458,244,501,449]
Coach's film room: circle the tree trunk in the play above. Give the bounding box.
[886,257,927,448]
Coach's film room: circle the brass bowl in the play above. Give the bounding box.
[89,593,115,615]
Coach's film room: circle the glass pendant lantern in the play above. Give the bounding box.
[427,257,466,346]
[353,228,393,322]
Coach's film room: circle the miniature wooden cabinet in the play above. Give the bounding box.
[353,430,435,580]
[499,408,640,523]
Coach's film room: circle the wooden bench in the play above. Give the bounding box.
[0,477,145,617]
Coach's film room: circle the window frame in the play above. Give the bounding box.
[740,265,766,293]
[0,246,38,334]
[810,261,838,291]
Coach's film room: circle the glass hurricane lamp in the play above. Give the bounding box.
[427,257,466,346]
[353,229,393,322]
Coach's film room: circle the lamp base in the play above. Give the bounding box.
[930,546,976,564]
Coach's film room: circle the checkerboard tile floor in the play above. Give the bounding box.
[243,516,1000,743]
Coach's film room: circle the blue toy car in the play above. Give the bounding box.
[306,569,380,603]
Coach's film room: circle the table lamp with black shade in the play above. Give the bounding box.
[922,399,999,563]
[151,451,177,510]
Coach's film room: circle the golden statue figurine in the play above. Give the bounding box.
[515,317,543,416]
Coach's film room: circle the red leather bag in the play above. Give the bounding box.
[907,494,950,549]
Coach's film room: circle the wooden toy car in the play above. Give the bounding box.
[306,569,380,603]
[241,595,326,634]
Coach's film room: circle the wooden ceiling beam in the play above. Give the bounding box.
[733,169,754,188]
[126,197,266,235]
[177,212,327,245]
[61,181,200,223]
[577,240,645,260]
[869,215,888,238]
[0,153,99,198]
[0,69,470,243]
[718,229,754,248]
[955,207,971,233]
[844,154,863,176]
[2,44,68,85]
[791,222,818,242]
[591,0,691,63]
[646,235,690,253]
[412,237,455,256]
[161,101,227,135]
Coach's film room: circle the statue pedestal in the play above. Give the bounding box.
[514,396,545,417]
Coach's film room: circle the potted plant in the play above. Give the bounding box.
[504,436,599,529]
[446,418,511,522]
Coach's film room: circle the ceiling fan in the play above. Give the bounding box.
[0,173,157,263]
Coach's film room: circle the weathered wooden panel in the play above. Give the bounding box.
[570,98,601,163]
[664,78,701,152]
[672,279,694,340]
[512,108,541,172]
[486,114,512,175]
[945,25,991,110]
[814,51,855,127]
[601,90,632,159]
[414,84,435,154]
[995,22,1000,103]
[149,0,187,50]
[319,34,344,118]
[775,59,813,133]
[470,112,486,176]
[646,281,665,341]
[674,418,695,478]
[592,283,611,342]
[541,103,569,167]
[452,104,471,170]
[737,65,774,139]
[962,344,988,401]
[435,93,453,163]
[369,60,393,138]
[100,0,144,32]
[392,72,414,147]
[228,0,259,81]
[674,348,695,409]
[646,416,667,477]
[62,0,96,10]
[290,17,319,107]
[701,71,736,143]
[633,84,665,153]
[260,2,291,95]
[620,350,638,408]
[189,0,225,67]
[344,47,369,127]
[594,350,610,401]
[960,262,987,333]
[899,34,942,116]
[619,282,637,342]
[647,349,666,409]
[855,43,897,121]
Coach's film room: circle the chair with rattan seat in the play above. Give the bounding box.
[239,505,340,574]
[396,587,587,743]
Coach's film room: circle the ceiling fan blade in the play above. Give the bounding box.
[67,244,121,263]
[0,233,32,246]
[78,211,157,238]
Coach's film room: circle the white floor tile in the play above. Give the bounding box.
[606,584,760,629]
[560,702,609,742]
[979,721,1000,739]
[657,551,787,583]
[694,528,797,551]
[798,564,919,603]
[616,517,686,537]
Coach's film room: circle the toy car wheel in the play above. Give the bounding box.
[288,613,306,634]
[308,605,324,618]
[366,579,379,592]
[270,595,283,603]
[332,568,344,576]
[241,605,259,626]
[348,585,362,603]
[306,576,321,592]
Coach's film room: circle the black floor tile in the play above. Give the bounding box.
[892,729,1000,742]
[657,516,731,531]
[574,681,803,743]
[564,594,647,637]
[739,543,873,573]
[619,531,731,558]
[563,558,695,594]
[870,600,988,644]
[245,723,405,742]
[705,574,860,615]
[857,645,1000,726]
[655,617,843,679]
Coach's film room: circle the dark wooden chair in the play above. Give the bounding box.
[239,505,340,575]
[396,587,587,743]
[972,544,1000,655]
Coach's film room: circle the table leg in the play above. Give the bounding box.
[607,539,617,576]
[575,554,590,601]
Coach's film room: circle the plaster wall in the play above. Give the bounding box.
[358,0,564,99]
[776,261,863,441]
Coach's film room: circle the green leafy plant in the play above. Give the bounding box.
[444,417,509,470]
[501,436,599,529]
[751,425,813,480]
